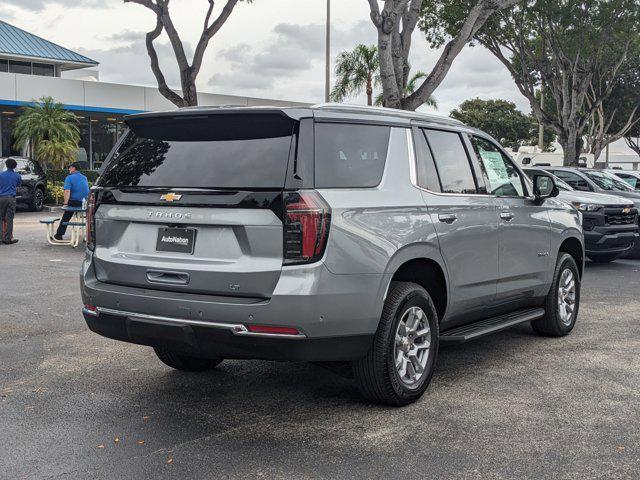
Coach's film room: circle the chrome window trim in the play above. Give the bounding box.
[87,307,307,339]
[405,128,495,199]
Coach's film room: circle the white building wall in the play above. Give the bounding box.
[0,71,307,113]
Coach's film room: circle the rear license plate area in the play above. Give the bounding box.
[156,227,196,254]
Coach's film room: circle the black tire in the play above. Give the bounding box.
[352,281,439,407]
[30,187,45,212]
[587,253,620,263]
[531,253,581,337]
[153,347,223,372]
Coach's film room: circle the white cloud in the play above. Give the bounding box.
[77,31,193,88]
[0,0,527,113]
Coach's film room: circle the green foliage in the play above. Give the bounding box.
[450,98,551,149]
[45,184,65,205]
[36,140,78,170]
[420,0,640,164]
[605,47,640,137]
[331,44,380,105]
[45,169,97,205]
[13,96,80,167]
[46,169,99,185]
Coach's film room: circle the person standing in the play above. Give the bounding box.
[54,162,90,241]
[0,158,21,245]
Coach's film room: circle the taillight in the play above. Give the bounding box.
[283,190,331,265]
[86,190,97,251]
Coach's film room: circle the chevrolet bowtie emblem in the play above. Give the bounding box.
[623,207,631,214]
[160,193,182,202]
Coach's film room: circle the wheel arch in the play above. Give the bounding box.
[558,235,584,278]
[384,245,449,322]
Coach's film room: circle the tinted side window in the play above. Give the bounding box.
[550,171,591,191]
[618,174,638,189]
[424,129,477,194]
[471,136,524,197]
[413,128,441,192]
[315,123,390,188]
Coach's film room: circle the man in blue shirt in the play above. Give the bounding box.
[0,158,22,245]
[54,162,90,241]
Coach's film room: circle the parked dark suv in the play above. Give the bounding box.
[1,156,47,211]
[525,168,638,263]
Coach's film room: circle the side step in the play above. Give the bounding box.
[439,307,545,344]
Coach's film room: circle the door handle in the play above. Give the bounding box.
[438,213,458,224]
[500,211,515,221]
[146,270,190,285]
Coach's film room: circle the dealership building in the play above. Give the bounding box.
[0,19,303,170]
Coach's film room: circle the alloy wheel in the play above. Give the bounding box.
[394,306,431,388]
[557,268,576,326]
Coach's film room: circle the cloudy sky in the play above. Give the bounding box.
[0,0,529,115]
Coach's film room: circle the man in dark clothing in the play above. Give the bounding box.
[0,158,21,245]
[54,162,90,241]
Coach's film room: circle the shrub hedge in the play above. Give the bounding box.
[46,169,100,185]
[45,169,99,205]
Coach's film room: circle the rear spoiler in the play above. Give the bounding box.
[124,108,311,142]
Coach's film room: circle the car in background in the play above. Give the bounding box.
[0,156,47,211]
[543,167,640,258]
[525,168,639,263]
[604,169,640,191]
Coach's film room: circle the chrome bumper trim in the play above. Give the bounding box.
[86,307,307,339]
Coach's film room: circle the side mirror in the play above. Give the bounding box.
[533,174,559,201]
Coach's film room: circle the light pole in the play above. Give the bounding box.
[325,0,331,103]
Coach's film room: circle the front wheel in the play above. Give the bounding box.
[154,347,223,372]
[531,253,581,336]
[352,281,439,406]
[30,188,45,212]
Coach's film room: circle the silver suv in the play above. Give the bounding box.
[81,104,584,406]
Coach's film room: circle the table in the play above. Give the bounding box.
[40,205,87,248]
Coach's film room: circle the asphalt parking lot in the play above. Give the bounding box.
[1,211,639,480]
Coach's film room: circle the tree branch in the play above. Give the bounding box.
[191,0,240,79]
[147,24,185,106]
[403,0,519,111]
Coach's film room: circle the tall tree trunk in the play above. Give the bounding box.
[591,144,603,164]
[376,27,403,108]
[366,76,373,106]
[560,130,581,166]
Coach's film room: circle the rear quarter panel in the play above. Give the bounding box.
[319,126,445,280]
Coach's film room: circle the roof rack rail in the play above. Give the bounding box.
[311,103,464,126]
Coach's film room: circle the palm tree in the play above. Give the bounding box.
[36,139,79,170]
[13,96,80,168]
[375,71,438,109]
[330,44,379,106]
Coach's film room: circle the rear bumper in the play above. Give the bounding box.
[82,307,373,361]
[80,254,388,361]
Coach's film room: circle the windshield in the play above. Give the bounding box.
[583,170,634,192]
[98,114,295,189]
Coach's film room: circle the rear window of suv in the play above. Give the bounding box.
[98,114,294,189]
[314,123,390,188]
